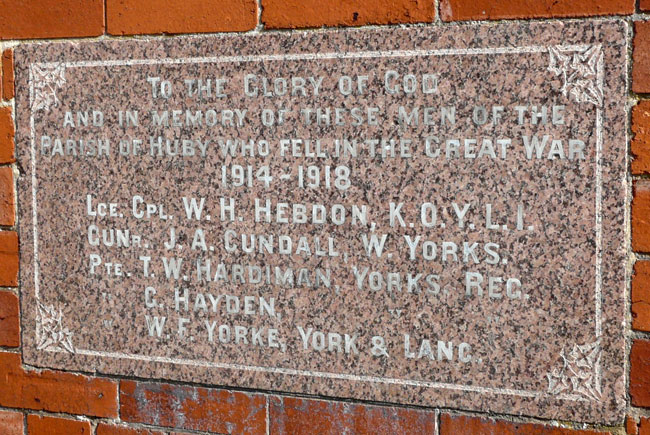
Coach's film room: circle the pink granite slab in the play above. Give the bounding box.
[14,20,628,423]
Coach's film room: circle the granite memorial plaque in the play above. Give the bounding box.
[16,21,628,422]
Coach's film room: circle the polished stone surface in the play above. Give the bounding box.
[15,20,628,422]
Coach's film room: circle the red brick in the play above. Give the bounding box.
[0,167,15,226]
[0,231,18,286]
[633,101,650,174]
[0,291,19,346]
[0,107,15,164]
[270,396,437,434]
[0,352,118,417]
[642,0,650,11]
[633,261,650,331]
[27,415,90,435]
[120,380,266,433]
[640,417,650,435]
[96,423,164,435]
[440,0,632,21]
[0,107,14,164]
[2,49,13,101]
[0,0,103,40]
[0,409,23,435]
[627,416,638,435]
[262,0,435,29]
[440,414,606,434]
[633,181,650,252]
[635,22,650,94]
[631,339,650,407]
[106,0,256,35]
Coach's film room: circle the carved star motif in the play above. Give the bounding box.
[546,340,602,401]
[31,63,67,112]
[548,45,603,106]
[36,301,74,353]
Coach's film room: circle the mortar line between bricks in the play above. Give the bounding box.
[3,407,97,422]
[630,330,650,339]
[0,345,20,352]
[255,0,264,32]
[266,395,270,435]
[629,407,650,418]
[116,378,121,424]
[98,419,229,435]
[86,417,190,434]
[103,0,107,36]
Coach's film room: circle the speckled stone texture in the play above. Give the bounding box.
[15,21,628,423]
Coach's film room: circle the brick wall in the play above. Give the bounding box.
[0,1,648,434]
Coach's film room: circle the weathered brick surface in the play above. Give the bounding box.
[0,352,118,417]
[633,181,650,252]
[2,49,14,100]
[0,231,18,286]
[120,380,266,433]
[0,409,23,435]
[633,101,650,174]
[270,396,437,434]
[27,415,90,435]
[635,22,650,94]
[96,423,165,435]
[0,291,19,346]
[627,416,638,435]
[262,0,435,29]
[0,107,15,164]
[631,340,650,407]
[440,0,633,21]
[633,261,650,331]
[440,414,606,434]
[0,0,104,39]
[640,417,650,435]
[642,0,650,11]
[0,166,15,226]
[106,0,257,35]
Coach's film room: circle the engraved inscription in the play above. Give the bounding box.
[16,22,627,422]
